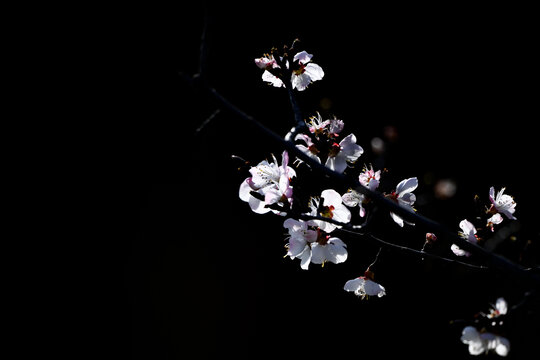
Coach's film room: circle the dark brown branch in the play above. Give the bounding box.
[299,214,489,271]
[206,85,540,287]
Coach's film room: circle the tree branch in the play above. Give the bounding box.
[205,85,540,287]
[299,214,489,271]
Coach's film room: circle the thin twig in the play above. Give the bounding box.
[195,108,221,134]
[205,85,540,286]
[299,214,489,271]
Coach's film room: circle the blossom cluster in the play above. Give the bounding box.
[255,50,324,91]
[239,107,421,297]
[451,187,517,257]
[460,298,510,356]
[238,44,524,354]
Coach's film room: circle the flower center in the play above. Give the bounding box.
[386,191,398,202]
[293,64,306,75]
[328,142,341,158]
[308,144,320,155]
[320,205,335,218]
[316,229,330,245]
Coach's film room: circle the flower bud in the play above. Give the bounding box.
[425,232,437,244]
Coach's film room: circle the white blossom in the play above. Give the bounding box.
[309,189,351,233]
[291,51,324,91]
[284,218,347,269]
[342,190,366,217]
[325,134,364,174]
[451,219,478,257]
[487,297,508,318]
[489,187,517,220]
[283,218,318,270]
[239,151,296,215]
[344,276,386,299]
[487,213,503,232]
[387,177,418,227]
[460,326,510,357]
[255,51,324,91]
[359,165,381,191]
[295,133,322,164]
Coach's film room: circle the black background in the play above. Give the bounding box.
[132,2,538,358]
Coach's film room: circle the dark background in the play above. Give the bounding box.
[132,2,538,358]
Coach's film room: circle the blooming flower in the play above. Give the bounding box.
[295,133,322,164]
[309,189,351,233]
[344,274,386,299]
[255,54,284,88]
[255,50,324,91]
[359,165,381,191]
[489,187,517,220]
[488,297,508,318]
[291,51,324,91]
[342,189,366,217]
[239,151,296,214]
[254,54,279,70]
[305,113,344,138]
[451,219,478,257]
[311,235,348,267]
[460,326,510,357]
[342,166,381,217]
[284,218,348,269]
[387,177,418,227]
[325,134,364,174]
[283,218,318,270]
[306,112,330,136]
[487,213,503,232]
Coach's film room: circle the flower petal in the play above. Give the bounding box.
[344,278,363,292]
[293,51,313,64]
[321,189,342,206]
[304,63,324,81]
[396,177,418,195]
[390,212,404,227]
[326,238,348,264]
[262,70,284,87]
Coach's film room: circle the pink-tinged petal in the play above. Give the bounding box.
[239,179,253,202]
[489,186,496,204]
[254,57,277,70]
[293,51,313,64]
[359,204,366,218]
[264,187,282,204]
[281,150,289,168]
[396,177,418,195]
[451,244,471,257]
[459,219,477,236]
